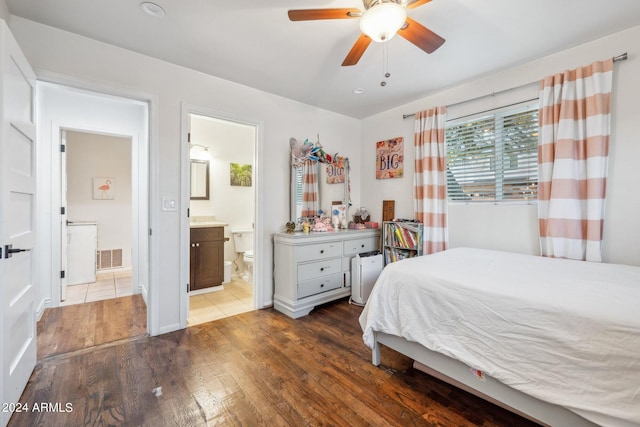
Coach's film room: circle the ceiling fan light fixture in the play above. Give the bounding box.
[359,3,407,43]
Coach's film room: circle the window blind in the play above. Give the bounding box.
[445,105,538,202]
[294,166,303,219]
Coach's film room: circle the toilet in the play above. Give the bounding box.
[231,228,254,283]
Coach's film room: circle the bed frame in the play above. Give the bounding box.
[372,332,598,427]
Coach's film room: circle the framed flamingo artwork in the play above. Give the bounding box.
[93,177,114,200]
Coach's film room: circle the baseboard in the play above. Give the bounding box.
[35,298,51,321]
[139,283,148,305]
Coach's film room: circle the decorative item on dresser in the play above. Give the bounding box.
[382,200,395,222]
[273,228,380,318]
[289,136,350,231]
[382,220,423,265]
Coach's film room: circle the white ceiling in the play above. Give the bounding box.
[7,0,640,119]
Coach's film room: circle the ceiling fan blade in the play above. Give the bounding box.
[405,0,433,9]
[342,34,372,66]
[288,8,361,21]
[398,17,445,54]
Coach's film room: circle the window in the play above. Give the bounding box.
[445,104,538,202]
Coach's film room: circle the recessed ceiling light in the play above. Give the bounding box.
[353,88,365,95]
[140,2,166,18]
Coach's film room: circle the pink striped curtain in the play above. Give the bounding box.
[538,59,613,262]
[300,159,319,217]
[414,106,448,254]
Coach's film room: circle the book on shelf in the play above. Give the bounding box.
[384,247,417,264]
[393,226,406,247]
[402,227,416,249]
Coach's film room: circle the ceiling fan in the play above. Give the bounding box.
[288,0,445,66]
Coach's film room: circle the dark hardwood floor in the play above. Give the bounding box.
[10,299,540,426]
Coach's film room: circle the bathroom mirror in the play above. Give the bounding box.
[290,159,349,224]
[190,159,210,200]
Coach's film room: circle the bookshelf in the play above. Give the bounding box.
[382,221,423,265]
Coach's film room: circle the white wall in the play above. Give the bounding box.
[66,131,132,270]
[10,16,362,334]
[360,25,640,266]
[0,1,8,22]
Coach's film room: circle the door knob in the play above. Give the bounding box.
[4,244,31,259]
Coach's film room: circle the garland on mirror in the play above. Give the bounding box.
[290,136,345,168]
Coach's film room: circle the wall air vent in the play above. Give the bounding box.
[96,249,123,270]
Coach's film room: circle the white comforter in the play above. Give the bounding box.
[359,248,640,427]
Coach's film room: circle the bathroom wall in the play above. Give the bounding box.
[189,114,255,261]
[66,130,133,269]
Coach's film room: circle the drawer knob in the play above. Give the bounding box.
[320,283,324,288]
[320,249,324,254]
[361,244,365,248]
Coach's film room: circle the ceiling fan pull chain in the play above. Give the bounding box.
[381,44,390,86]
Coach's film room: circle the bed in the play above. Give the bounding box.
[359,248,640,427]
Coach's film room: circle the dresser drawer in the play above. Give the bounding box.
[296,241,342,262]
[298,257,342,282]
[298,273,343,299]
[343,237,378,255]
[191,226,224,241]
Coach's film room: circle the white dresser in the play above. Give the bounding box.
[273,229,380,318]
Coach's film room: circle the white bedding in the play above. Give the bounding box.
[359,248,640,427]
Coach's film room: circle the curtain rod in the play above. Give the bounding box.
[402,52,628,120]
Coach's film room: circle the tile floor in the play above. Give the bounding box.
[62,270,133,306]
[188,277,254,326]
[62,270,254,326]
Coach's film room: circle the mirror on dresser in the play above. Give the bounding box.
[289,137,350,226]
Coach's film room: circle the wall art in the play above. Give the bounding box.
[326,162,345,184]
[230,163,252,186]
[376,137,403,179]
[93,177,114,200]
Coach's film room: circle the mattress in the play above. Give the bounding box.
[359,248,640,427]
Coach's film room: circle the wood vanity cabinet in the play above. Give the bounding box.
[273,229,380,318]
[190,226,225,291]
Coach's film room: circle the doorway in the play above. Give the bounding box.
[61,130,136,305]
[185,112,258,326]
[36,82,150,338]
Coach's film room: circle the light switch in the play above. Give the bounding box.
[161,197,177,212]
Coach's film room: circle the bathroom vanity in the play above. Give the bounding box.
[273,228,380,318]
[190,223,227,291]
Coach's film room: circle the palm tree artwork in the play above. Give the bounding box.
[230,163,252,187]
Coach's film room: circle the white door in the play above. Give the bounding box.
[0,20,37,427]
